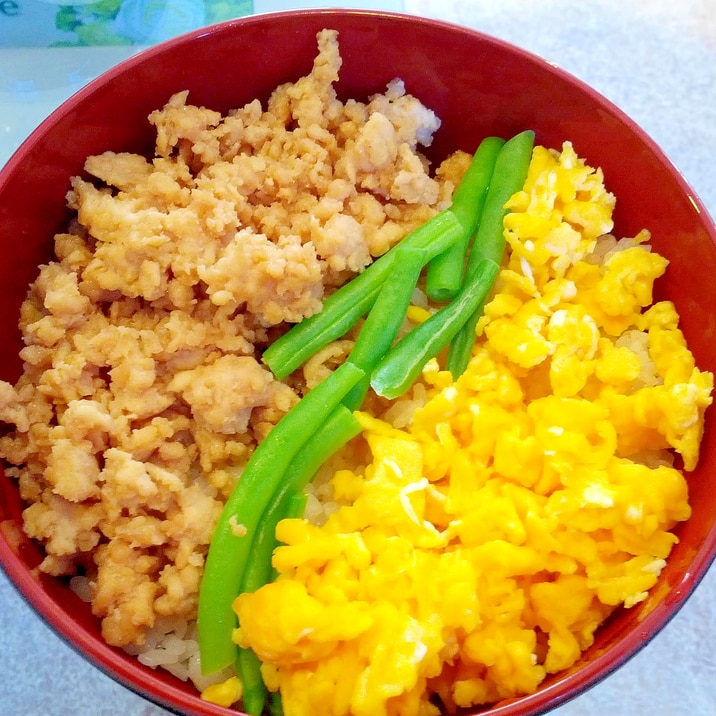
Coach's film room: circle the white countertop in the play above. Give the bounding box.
[2,1,716,714]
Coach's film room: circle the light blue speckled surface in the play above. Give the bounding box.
[1,1,715,714]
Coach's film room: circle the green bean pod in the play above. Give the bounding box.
[269,691,285,716]
[445,308,481,378]
[197,361,364,675]
[262,261,391,380]
[370,258,500,400]
[232,405,361,714]
[262,210,465,379]
[236,648,267,716]
[466,129,535,270]
[284,491,309,520]
[426,136,505,302]
[448,130,535,376]
[239,405,361,594]
[342,247,430,409]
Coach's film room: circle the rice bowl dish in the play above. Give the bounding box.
[0,11,715,716]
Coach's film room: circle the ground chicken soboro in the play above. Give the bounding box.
[0,29,461,650]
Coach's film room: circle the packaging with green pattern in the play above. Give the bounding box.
[1,0,252,46]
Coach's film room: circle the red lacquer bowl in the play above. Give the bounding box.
[0,9,714,716]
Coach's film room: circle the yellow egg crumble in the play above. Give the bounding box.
[229,142,713,715]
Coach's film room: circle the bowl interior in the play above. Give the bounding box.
[0,9,715,716]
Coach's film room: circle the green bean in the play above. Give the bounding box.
[444,306,481,378]
[262,210,465,379]
[426,136,505,302]
[232,405,361,714]
[197,361,364,675]
[342,246,431,410]
[285,490,309,520]
[447,130,535,377]
[269,691,284,716]
[240,405,361,594]
[236,648,267,716]
[341,212,465,409]
[370,258,500,400]
[262,263,390,380]
[466,129,534,270]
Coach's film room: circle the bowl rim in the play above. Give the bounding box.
[2,7,715,230]
[1,8,715,716]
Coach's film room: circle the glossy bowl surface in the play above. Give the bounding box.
[0,9,715,716]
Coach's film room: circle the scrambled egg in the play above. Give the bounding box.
[231,143,713,715]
